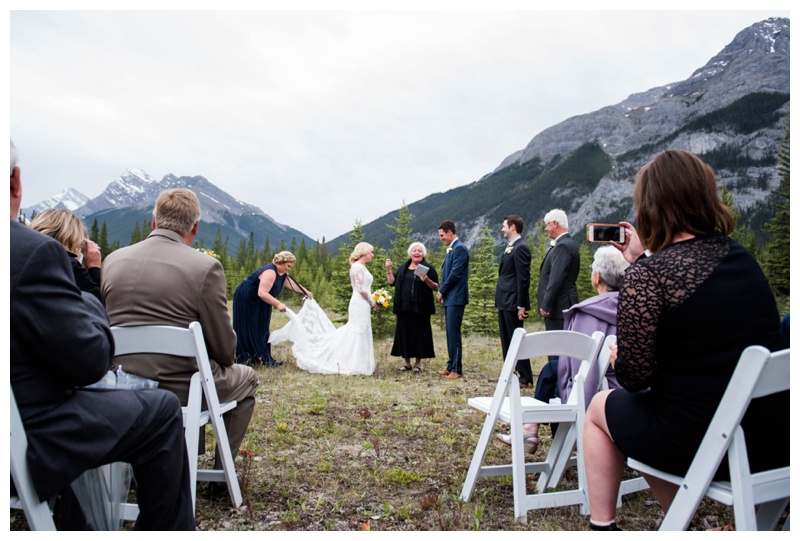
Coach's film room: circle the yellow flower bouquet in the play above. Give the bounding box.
[372,289,392,309]
[197,248,220,259]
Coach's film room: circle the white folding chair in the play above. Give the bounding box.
[111,321,243,513]
[460,329,604,523]
[628,346,790,531]
[10,386,58,531]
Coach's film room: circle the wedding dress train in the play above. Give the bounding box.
[269,262,375,375]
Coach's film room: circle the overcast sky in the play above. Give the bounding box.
[8,4,790,241]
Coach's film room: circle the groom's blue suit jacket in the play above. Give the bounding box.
[439,238,469,306]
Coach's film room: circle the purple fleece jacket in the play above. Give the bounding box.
[557,291,621,405]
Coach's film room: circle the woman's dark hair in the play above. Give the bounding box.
[634,149,734,253]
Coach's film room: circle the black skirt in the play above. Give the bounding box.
[390,312,435,359]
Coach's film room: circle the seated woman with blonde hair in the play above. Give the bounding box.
[30,209,103,303]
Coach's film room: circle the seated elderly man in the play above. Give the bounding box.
[10,141,194,530]
[102,188,259,499]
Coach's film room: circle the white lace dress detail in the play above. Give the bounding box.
[269,262,375,375]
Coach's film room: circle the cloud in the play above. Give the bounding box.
[9,8,789,240]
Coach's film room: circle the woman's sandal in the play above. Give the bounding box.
[495,432,539,454]
[399,365,413,371]
[412,366,421,373]
[522,433,539,454]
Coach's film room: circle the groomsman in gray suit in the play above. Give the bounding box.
[536,208,580,402]
[495,215,533,385]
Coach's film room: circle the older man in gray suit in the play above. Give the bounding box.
[102,188,259,498]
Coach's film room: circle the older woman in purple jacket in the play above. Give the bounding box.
[498,246,629,454]
[557,246,629,402]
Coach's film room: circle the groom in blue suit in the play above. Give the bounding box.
[436,220,469,380]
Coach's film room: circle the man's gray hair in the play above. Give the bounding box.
[407,241,427,257]
[152,188,201,236]
[10,140,19,176]
[590,246,630,291]
[544,209,568,230]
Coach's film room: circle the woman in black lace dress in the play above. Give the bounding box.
[582,149,788,530]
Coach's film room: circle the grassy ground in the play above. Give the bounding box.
[11,305,743,531]
[187,307,738,532]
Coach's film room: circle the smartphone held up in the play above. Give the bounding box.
[586,223,625,244]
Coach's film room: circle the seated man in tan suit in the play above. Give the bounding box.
[102,188,259,499]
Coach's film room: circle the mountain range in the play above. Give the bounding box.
[329,17,790,251]
[23,167,313,253]
[24,17,789,256]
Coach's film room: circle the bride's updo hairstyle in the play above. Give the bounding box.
[349,242,374,264]
[634,149,734,253]
[273,251,296,265]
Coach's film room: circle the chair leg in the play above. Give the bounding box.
[536,424,575,493]
[728,429,757,531]
[756,498,789,531]
[509,379,529,524]
[207,411,243,508]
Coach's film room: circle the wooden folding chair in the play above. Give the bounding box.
[111,321,243,513]
[460,328,604,523]
[10,386,58,531]
[628,345,790,531]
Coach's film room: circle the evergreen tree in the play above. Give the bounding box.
[368,243,395,339]
[236,238,248,268]
[331,220,364,318]
[247,232,256,262]
[463,223,498,336]
[763,120,790,311]
[387,202,414,266]
[261,236,271,264]
[212,229,225,258]
[90,218,99,243]
[99,222,110,254]
[142,219,152,238]
[722,183,761,259]
[130,222,142,245]
[576,243,595,302]
[527,222,550,322]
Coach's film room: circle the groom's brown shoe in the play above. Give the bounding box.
[446,372,461,380]
[437,369,451,376]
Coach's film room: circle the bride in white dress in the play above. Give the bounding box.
[269,242,378,375]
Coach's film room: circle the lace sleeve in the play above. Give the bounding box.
[351,264,374,305]
[615,262,663,391]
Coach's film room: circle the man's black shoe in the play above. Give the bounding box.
[205,474,243,502]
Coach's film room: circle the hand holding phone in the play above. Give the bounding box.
[586,223,625,244]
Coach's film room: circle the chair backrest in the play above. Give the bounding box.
[489,328,604,412]
[10,386,57,530]
[111,322,222,406]
[595,334,617,393]
[571,334,616,408]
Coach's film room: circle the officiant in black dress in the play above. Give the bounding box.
[385,242,439,373]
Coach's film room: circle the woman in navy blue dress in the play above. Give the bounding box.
[233,251,312,367]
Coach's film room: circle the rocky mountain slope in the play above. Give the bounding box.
[24,168,313,251]
[332,17,789,251]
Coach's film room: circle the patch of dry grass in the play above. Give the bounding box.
[189,307,735,531]
[10,305,743,531]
